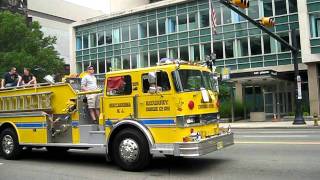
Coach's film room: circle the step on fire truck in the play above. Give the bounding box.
[0,59,234,171]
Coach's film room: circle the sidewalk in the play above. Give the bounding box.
[220,120,320,129]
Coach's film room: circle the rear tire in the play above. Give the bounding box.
[111,128,151,171]
[0,128,22,160]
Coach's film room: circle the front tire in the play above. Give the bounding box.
[0,128,22,160]
[111,128,151,171]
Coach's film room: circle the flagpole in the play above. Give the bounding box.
[208,0,214,55]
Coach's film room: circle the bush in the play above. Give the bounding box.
[303,112,310,116]
[220,100,244,119]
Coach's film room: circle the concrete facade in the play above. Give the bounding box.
[27,0,104,64]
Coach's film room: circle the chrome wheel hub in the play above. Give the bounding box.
[2,135,14,155]
[119,138,139,163]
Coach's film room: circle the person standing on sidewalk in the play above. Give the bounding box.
[81,65,100,124]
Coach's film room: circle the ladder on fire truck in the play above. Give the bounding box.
[0,92,52,113]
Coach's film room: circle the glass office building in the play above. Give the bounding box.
[72,0,320,118]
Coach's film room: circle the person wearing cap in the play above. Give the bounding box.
[81,65,100,124]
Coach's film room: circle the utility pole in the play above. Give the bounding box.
[219,0,305,124]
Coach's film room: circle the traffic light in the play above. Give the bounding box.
[260,17,275,27]
[231,0,249,9]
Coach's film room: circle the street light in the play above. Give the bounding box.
[220,0,305,124]
[231,0,249,9]
[259,17,275,27]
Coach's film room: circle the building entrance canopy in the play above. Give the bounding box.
[226,70,294,121]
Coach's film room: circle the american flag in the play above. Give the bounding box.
[209,0,217,34]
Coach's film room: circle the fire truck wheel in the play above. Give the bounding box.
[0,128,22,160]
[111,128,151,171]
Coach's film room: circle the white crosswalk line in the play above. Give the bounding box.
[0,163,4,165]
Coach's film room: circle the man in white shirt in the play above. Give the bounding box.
[81,65,100,124]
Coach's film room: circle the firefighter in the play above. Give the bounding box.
[81,65,100,124]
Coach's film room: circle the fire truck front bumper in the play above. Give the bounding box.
[150,132,234,157]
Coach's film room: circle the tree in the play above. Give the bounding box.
[0,11,64,81]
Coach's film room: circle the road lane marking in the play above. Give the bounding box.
[235,141,320,145]
[239,135,309,138]
[0,163,3,165]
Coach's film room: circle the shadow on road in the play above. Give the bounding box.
[0,149,233,174]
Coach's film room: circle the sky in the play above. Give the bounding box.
[65,0,109,13]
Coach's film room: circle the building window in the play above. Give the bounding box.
[112,28,120,44]
[131,24,139,40]
[278,32,290,52]
[122,55,130,69]
[263,35,271,54]
[189,12,198,30]
[158,18,166,35]
[223,7,232,24]
[90,33,97,47]
[167,17,177,33]
[139,22,148,38]
[200,10,209,28]
[149,21,157,37]
[106,59,111,72]
[310,13,320,38]
[250,36,262,55]
[263,0,273,17]
[131,54,138,69]
[106,30,112,44]
[225,40,234,58]
[231,9,241,23]
[190,45,200,61]
[213,41,223,59]
[76,62,82,73]
[150,51,158,66]
[140,52,149,67]
[178,14,188,31]
[201,43,211,60]
[169,48,178,59]
[98,31,105,46]
[159,49,167,60]
[98,60,105,73]
[180,46,189,60]
[112,56,121,70]
[83,34,89,49]
[248,1,259,20]
[76,36,82,50]
[122,26,129,42]
[275,0,287,15]
[237,38,248,57]
[288,0,297,13]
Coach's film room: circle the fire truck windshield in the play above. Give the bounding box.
[173,69,218,92]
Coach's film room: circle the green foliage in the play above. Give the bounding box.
[288,112,295,116]
[218,82,230,101]
[303,112,310,116]
[220,99,245,119]
[0,11,64,81]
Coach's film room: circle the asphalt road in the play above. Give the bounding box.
[0,129,320,180]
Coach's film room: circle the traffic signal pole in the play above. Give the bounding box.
[219,0,305,124]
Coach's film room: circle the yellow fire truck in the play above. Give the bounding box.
[0,60,233,171]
